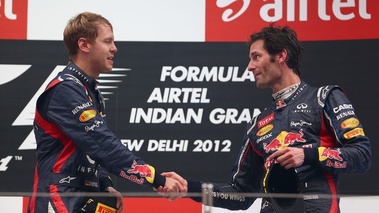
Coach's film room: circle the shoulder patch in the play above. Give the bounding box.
[317,85,339,108]
[79,110,97,122]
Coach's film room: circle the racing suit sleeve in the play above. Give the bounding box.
[303,87,371,175]
[98,166,114,191]
[187,135,264,210]
[46,81,166,188]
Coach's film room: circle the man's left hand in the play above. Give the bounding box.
[266,147,305,169]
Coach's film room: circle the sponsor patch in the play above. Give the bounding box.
[79,110,97,122]
[333,104,353,113]
[258,113,274,128]
[343,128,365,139]
[257,124,274,137]
[319,147,343,161]
[95,203,116,213]
[326,159,347,169]
[263,129,305,153]
[127,160,156,183]
[119,171,144,185]
[85,181,99,188]
[72,101,93,115]
[341,118,359,129]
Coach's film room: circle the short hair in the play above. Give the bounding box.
[63,12,113,56]
[248,23,303,76]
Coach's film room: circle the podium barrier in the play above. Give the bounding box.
[0,191,377,213]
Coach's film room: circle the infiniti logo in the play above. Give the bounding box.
[297,103,308,109]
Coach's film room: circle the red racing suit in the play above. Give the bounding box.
[28,62,165,213]
[188,81,371,213]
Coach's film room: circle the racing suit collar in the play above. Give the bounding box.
[273,81,308,110]
[66,61,99,89]
[272,83,301,101]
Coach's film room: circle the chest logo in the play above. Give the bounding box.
[258,113,274,129]
[257,124,274,137]
[263,129,305,153]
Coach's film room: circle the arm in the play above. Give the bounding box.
[315,87,371,175]
[47,82,183,191]
[161,136,264,210]
[268,87,371,174]
[97,167,124,213]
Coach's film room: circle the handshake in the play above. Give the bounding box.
[154,172,188,200]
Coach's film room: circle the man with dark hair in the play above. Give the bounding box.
[28,12,185,213]
[159,24,371,212]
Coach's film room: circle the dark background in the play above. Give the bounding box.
[0,39,377,195]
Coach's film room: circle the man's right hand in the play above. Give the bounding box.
[155,172,188,200]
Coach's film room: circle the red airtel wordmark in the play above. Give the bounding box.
[0,0,28,40]
[206,0,378,41]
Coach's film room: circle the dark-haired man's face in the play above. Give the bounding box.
[247,40,282,92]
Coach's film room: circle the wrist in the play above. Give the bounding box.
[105,186,116,192]
[303,147,318,166]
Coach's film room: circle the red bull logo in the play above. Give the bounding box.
[284,129,305,145]
[263,129,305,153]
[320,148,343,161]
[127,160,152,178]
[263,138,281,153]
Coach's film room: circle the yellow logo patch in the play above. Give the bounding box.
[341,118,359,129]
[145,165,156,184]
[343,128,365,139]
[257,124,274,136]
[79,110,96,122]
[95,203,116,213]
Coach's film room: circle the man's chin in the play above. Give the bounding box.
[102,67,113,73]
[255,82,267,89]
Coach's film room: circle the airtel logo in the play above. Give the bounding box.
[217,0,370,22]
[0,0,17,20]
[0,0,27,39]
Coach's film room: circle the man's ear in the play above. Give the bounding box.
[78,38,90,53]
[277,49,288,63]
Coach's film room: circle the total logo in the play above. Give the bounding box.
[1,64,129,150]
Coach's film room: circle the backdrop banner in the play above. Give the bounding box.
[0,40,377,195]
